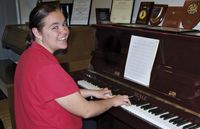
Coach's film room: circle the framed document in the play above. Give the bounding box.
[95,8,110,24]
[136,2,154,25]
[110,0,135,24]
[70,0,92,25]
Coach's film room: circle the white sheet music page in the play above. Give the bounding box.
[124,35,159,87]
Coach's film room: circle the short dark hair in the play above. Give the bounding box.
[29,2,60,40]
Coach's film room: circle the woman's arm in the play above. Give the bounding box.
[55,91,131,119]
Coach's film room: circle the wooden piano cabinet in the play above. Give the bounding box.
[90,24,200,129]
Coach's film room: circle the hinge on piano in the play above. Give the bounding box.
[114,71,120,76]
[168,91,176,97]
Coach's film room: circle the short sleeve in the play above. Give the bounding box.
[35,64,79,102]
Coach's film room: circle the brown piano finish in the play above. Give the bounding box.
[1,24,95,72]
[75,24,200,128]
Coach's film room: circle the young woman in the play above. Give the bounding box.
[14,2,131,129]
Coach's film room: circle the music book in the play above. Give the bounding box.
[124,35,159,87]
[149,4,168,26]
[136,2,154,25]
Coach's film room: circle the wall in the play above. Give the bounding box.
[17,0,74,24]
[17,0,37,24]
[17,0,188,24]
[89,0,112,24]
[0,0,19,60]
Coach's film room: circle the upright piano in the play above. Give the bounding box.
[72,24,200,129]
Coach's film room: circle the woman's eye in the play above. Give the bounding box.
[52,26,58,30]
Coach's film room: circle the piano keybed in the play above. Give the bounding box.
[76,71,200,129]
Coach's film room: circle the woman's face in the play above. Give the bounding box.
[37,9,69,53]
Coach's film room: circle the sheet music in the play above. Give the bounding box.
[124,35,159,87]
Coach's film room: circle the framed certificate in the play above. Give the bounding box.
[70,0,92,25]
[110,0,135,24]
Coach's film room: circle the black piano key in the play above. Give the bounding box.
[135,100,148,106]
[129,98,147,106]
[148,107,159,114]
[111,88,120,95]
[188,125,200,129]
[140,104,155,110]
[160,112,170,118]
[171,117,187,126]
[169,117,180,123]
[160,113,175,120]
[129,97,138,104]
[183,123,197,129]
[175,118,188,127]
[152,108,162,113]
[153,109,167,115]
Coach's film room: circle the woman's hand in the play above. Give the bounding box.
[80,88,112,99]
[93,88,113,99]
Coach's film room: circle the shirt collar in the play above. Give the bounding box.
[30,41,59,64]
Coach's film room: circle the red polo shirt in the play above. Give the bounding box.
[14,42,82,129]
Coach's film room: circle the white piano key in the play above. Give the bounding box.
[121,105,180,129]
[77,80,100,90]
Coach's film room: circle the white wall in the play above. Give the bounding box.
[17,0,72,24]
[17,0,37,24]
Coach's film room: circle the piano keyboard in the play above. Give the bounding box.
[77,80,200,129]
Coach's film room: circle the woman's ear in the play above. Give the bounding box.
[32,27,42,40]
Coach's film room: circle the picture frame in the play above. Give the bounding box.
[135,2,154,25]
[149,4,168,26]
[162,6,182,28]
[95,8,110,24]
[70,0,92,26]
[110,0,135,24]
[60,3,73,26]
